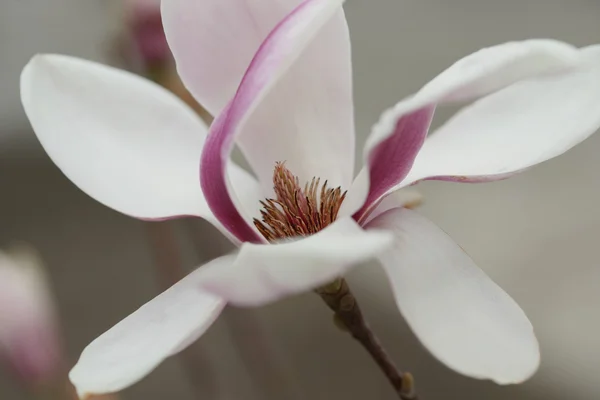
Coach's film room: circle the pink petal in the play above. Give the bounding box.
[346,40,581,220]
[195,218,392,307]
[400,44,600,185]
[235,6,354,195]
[0,248,63,384]
[366,208,539,384]
[350,106,435,221]
[165,0,354,196]
[20,54,261,244]
[162,0,298,116]
[163,0,350,116]
[69,256,230,397]
[200,0,347,244]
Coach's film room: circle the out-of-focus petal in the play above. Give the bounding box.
[125,0,170,68]
[0,246,63,383]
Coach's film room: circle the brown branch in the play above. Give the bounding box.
[316,279,418,400]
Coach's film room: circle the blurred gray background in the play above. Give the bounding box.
[1,0,600,399]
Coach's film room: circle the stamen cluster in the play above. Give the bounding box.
[254,162,347,242]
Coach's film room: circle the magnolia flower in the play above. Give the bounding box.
[20,0,600,397]
[0,246,63,385]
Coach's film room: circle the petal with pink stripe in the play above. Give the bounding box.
[200,0,347,243]
[343,40,584,221]
[20,54,261,244]
[163,0,354,194]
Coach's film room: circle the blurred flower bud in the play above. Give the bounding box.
[124,0,171,70]
[0,244,64,385]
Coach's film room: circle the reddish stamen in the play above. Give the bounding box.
[254,162,347,242]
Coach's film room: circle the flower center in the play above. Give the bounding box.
[253,162,347,242]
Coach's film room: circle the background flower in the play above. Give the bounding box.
[0,245,64,386]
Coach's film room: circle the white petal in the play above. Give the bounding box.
[196,218,393,307]
[236,7,355,193]
[69,256,231,397]
[165,0,355,192]
[21,54,260,241]
[401,44,600,185]
[365,39,579,155]
[347,40,583,219]
[199,0,351,243]
[162,0,302,116]
[366,208,539,384]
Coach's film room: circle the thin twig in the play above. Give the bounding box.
[145,222,219,400]
[316,279,418,400]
